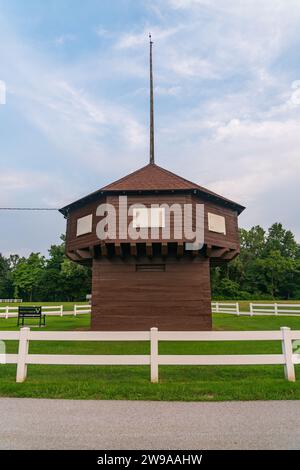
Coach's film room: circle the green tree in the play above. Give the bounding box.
[264,223,298,259]
[12,253,45,301]
[0,254,13,298]
[60,258,91,301]
[38,243,66,301]
[38,235,91,301]
[240,226,266,260]
[211,223,300,300]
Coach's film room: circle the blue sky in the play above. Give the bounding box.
[1,0,300,256]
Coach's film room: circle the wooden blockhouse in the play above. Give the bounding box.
[59,36,245,331]
[59,163,244,330]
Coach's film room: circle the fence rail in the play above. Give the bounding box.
[1,303,300,319]
[212,302,300,317]
[1,327,299,383]
[249,303,300,317]
[0,305,89,318]
[74,304,92,316]
[212,302,240,315]
[0,305,65,319]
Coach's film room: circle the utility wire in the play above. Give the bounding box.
[0,208,59,211]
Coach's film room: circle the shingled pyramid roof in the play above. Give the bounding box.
[102,163,206,191]
[59,163,245,216]
[101,163,244,211]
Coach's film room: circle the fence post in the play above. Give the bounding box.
[281,327,295,382]
[250,303,253,317]
[274,303,278,316]
[16,327,30,383]
[150,327,159,383]
[236,302,240,316]
[60,305,63,317]
[74,305,77,316]
[5,306,9,319]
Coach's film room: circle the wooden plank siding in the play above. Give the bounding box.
[65,193,240,253]
[63,190,241,331]
[91,255,212,331]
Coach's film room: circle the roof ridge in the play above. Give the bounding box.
[101,163,153,190]
[101,162,203,191]
[104,162,233,201]
[151,164,201,188]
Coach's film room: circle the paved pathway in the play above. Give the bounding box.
[0,398,299,449]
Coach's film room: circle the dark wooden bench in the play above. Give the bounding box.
[17,306,45,327]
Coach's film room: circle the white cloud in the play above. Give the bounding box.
[155,85,181,95]
[0,170,72,207]
[115,26,181,49]
[0,21,148,178]
[54,34,76,46]
[167,54,218,79]
[2,0,300,252]
[287,81,300,108]
[95,26,111,38]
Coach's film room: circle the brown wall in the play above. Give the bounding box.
[91,254,212,331]
[65,192,240,252]
[196,196,240,249]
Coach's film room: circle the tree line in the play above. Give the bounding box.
[0,236,91,301]
[0,223,299,301]
[212,223,300,299]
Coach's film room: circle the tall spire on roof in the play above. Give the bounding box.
[149,33,155,164]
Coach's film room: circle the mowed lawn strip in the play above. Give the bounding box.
[0,313,299,401]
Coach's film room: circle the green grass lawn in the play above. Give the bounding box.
[0,313,300,401]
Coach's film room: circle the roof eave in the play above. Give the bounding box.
[59,187,245,217]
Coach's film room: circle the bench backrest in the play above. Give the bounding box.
[18,306,42,315]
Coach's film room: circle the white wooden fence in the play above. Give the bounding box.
[1,327,299,383]
[0,305,64,319]
[74,304,91,316]
[0,305,90,318]
[249,303,300,317]
[212,302,300,317]
[0,299,22,303]
[212,302,240,315]
[1,303,300,319]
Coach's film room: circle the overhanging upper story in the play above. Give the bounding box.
[59,163,245,264]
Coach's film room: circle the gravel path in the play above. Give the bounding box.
[0,398,299,449]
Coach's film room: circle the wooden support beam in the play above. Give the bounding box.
[66,251,81,261]
[100,242,108,257]
[177,242,184,258]
[89,246,95,257]
[130,243,137,257]
[146,243,153,258]
[222,249,239,260]
[76,249,93,260]
[206,245,232,259]
[161,242,168,257]
[209,247,229,258]
[206,244,212,257]
[114,243,123,257]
